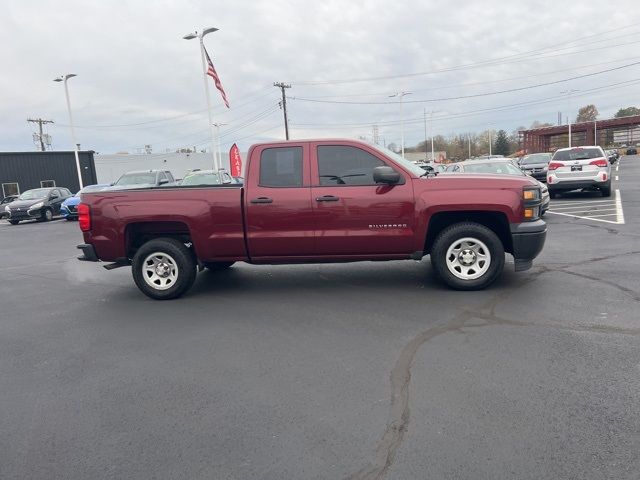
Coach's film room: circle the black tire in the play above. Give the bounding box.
[8,219,19,225]
[601,184,611,197]
[203,261,235,271]
[430,222,505,290]
[39,208,53,222]
[549,191,558,199]
[131,238,197,300]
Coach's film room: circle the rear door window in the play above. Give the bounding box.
[259,147,303,187]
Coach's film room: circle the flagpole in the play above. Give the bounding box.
[198,36,218,171]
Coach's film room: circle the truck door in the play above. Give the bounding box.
[245,143,315,258]
[310,143,416,256]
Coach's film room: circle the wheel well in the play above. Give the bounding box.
[424,211,512,254]
[125,222,192,258]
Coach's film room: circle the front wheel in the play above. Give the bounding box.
[132,238,197,300]
[39,208,53,222]
[8,219,19,225]
[430,222,505,290]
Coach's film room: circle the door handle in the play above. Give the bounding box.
[250,197,273,204]
[316,195,339,202]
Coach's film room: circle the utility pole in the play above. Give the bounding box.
[27,118,54,151]
[423,109,428,160]
[372,125,379,145]
[274,82,291,140]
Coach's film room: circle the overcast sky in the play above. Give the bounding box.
[1,0,639,154]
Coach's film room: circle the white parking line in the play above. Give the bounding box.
[615,176,619,181]
[546,189,625,224]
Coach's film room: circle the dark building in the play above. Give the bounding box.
[0,151,97,197]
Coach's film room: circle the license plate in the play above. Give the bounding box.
[571,165,582,171]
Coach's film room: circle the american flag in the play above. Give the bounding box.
[202,43,230,108]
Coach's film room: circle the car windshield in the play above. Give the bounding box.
[461,162,523,175]
[115,173,157,185]
[367,143,426,176]
[18,189,49,200]
[520,154,551,165]
[181,173,223,186]
[552,148,603,161]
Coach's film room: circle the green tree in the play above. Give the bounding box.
[493,130,510,156]
[576,104,598,123]
[614,106,640,118]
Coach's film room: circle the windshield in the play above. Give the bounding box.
[181,172,223,186]
[552,148,603,161]
[18,189,49,200]
[368,143,426,176]
[520,153,551,165]
[462,162,524,175]
[115,172,157,185]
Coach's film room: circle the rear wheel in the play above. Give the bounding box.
[549,191,558,199]
[204,261,235,271]
[430,222,505,290]
[601,184,611,197]
[132,238,197,300]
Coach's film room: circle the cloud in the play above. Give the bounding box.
[1,0,639,153]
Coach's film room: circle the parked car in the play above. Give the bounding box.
[0,195,18,219]
[4,187,72,224]
[77,139,547,299]
[547,146,611,198]
[518,153,552,181]
[180,170,240,186]
[444,159,550,215]
[626,147,638,155]
[111,170,176,189]
[61,184,111,220]
[605,149,620,164]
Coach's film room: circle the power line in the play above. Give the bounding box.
[290,61,640,105]
[292,28,640,86]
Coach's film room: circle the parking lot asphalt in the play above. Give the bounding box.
[1,157,639,480]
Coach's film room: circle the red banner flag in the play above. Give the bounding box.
[230,143,243,177]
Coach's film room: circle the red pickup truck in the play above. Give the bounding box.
[77,139,546,299]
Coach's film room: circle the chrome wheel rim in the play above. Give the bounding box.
[142,252,179,290]
[45,209,52,220]
[445,237,491,280]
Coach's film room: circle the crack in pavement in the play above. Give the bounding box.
[344,255,639,480]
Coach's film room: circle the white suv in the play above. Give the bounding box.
[547,146,611,198]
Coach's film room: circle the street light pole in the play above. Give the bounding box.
[389,91,411,158]
[212,123,227,170]
[53,74,83,190]
[184,27,221,171]
[561,89,579,147]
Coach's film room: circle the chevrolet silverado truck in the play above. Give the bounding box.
[77,139,547,299]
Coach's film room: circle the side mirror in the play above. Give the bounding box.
[50,195,59,200]
[158,179,169,185]
[373,166,401,185]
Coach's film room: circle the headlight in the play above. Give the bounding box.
[29,202,44,210]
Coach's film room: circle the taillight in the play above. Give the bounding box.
[589,158,608,167]
[548,162,563,171]
[78,203,91,231]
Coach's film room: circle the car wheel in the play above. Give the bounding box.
[132,238,197,300]
[40,208,53,222]
[549,191,558,199]
[430,222,505,290]
[8,219,19,225]
[203,261,235,271]
[601,185,612,197]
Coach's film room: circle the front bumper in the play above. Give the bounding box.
[61,205,78,218]
[6,209,43,220]
[510,220,547,271]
